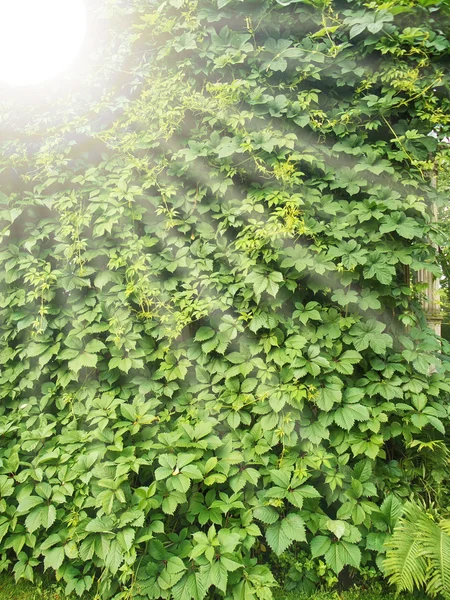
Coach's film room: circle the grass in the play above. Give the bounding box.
[0,575,427,600]
[274,582,427,600]
[0,575,68,600]
[276,590,420,600]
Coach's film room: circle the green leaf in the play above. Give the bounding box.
[316,381,342,411]
[254,506,279,524]
[195,327,215,342]
[265,520,292,556]
[210,560,228,593]
[281,245,314,272]
[104,539,124,574]
[85,516,115,533]
[327,519,347,540]
[311,535,331,558]
[366,532,388,552]
[162,492,184,515]
[283,514,306,542]
[324,541,361,574]
[44,546,65,571]
[349,320,393,354]
[158,557,187,590]
[246,269,283,300]
[84,339,106,353]
[17,496,43,514]
[68,352,98,373]
[216,137,242,159]
[332,289,359,307]
[265,514,305,555]
[25,505,56,533]
[334,404,370,430]
[380,495,404,530]
[94,270,118,289]
[285,335,307,350]
[333,350,362,375]
[172,572,208,600]
[117,528,135,552]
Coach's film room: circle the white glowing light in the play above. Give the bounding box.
[0,0,87,86]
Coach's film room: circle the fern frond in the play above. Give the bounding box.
[421,518,450,600]
[384,502,428,593]
[439,519,450,536]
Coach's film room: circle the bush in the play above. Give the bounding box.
[1,0,450,598]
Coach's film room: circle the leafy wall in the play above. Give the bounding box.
[1,0,450,598]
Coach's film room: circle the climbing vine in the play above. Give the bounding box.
[1,0,450,598]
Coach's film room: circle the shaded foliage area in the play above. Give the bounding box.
[1,0,450,598]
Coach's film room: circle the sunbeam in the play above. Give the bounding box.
[0,0,87,86]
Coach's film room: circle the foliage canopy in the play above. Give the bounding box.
[1,0,450,598]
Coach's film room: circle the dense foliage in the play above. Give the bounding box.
[1,0,450,598]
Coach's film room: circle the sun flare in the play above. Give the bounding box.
[0,0,87,86]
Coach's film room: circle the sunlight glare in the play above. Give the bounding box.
[0,0,87,86]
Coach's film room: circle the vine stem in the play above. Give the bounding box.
[382,115,425,180]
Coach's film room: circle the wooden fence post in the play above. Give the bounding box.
[416,176,443,335]
[416,267,442,335]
